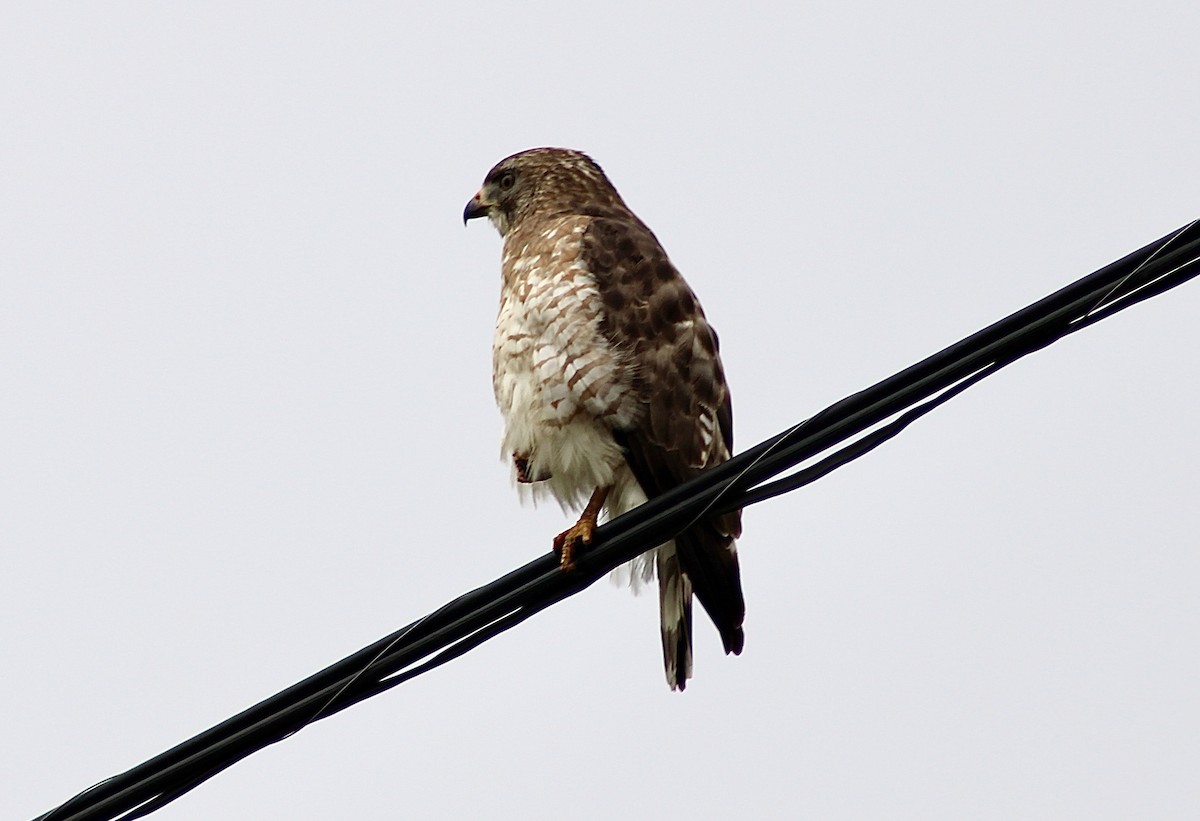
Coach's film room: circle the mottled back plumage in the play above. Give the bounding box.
[465,147,744,689]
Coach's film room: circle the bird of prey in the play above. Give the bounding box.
[464,147,744,690]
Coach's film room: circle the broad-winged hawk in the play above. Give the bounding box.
[464,148,744,690]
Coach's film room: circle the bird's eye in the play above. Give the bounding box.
[499,172,516,190]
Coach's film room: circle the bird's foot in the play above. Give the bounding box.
[551,486,611,571]
[513,453,550,484]
[513,454,535,484]
[552,518,595,572]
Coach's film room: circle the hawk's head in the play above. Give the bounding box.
[464,147,626,236]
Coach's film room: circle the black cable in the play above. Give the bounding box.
[35,220,1200,821]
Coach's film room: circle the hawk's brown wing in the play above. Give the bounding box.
[582,215,745,658]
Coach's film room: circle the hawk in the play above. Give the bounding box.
[464,147,744,690]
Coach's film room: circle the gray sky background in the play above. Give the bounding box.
[3,3,1199,819]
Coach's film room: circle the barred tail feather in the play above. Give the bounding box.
[657,541,693,691]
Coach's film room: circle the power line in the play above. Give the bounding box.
[35,219,1200,821]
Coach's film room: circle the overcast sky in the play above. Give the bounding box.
[3,3,1199,819]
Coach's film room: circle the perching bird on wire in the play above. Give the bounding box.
[464,147,744,690]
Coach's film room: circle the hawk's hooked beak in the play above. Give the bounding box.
[463,191,491,225]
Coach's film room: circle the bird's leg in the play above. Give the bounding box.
[553,486,610,571]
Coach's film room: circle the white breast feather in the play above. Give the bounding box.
[493,218,636,509]
[491,217,661,594]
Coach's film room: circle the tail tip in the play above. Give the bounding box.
[724,626,745,656]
